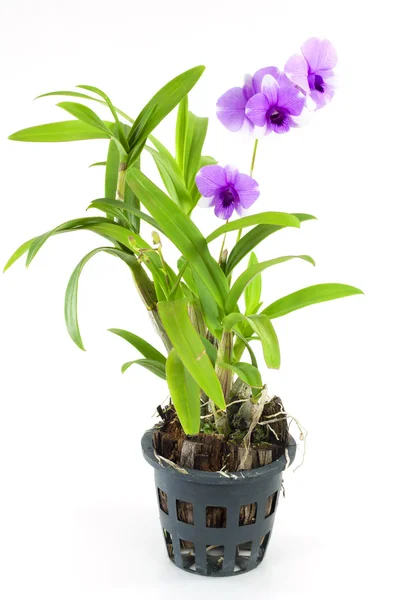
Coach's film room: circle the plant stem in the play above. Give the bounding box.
[236,138,259,243]
[250,138,259,178]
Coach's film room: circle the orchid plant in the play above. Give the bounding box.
[5,38,362,437]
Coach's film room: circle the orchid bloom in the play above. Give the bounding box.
[284,37,337,109]
[196,165,259,220]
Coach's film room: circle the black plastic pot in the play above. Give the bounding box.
[141,430,296,577]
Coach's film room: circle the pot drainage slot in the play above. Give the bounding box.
[256,532,271,564]
[265,491,278,518]
[163,529,174,560]
[239,503,257,526]
[206,545,224,574]
[158,488,168,514]
[234,541,253,572]
[180,540,196,571]
[206,506,227,528]
[176,499,194,524]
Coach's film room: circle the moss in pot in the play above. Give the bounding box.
[5,37,363,577]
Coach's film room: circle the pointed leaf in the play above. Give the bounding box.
[221,361,262,394]
[207,212,301,244]
[244,252,262,315]
[108,328,166,364]
[87,198,161,231]
[56,102,114,136]
[226,213,317,273]
[127,66,205,148]
[65,247,139,350]
[105,139,120,200]
[225,255,315,314]
[247,315,281,369]
[183,111,208,190]
[166,349,201,434]
[121,359,166,379]
[158,298,225,409]
[175,96,188,171]
[263,284,364,319]
[8,120,113,142]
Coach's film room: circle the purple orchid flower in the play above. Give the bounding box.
[284,38,337,109]
[216,66,290,133]
[196,165,259,220]
[216,74,257,133]
[245,74,305,134]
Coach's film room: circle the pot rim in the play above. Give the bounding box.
[141,429,297,486]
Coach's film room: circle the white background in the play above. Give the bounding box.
[0,1,392,598]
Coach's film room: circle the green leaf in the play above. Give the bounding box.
[56,102,114,136]
[247,315,281,369]
[8,120,113,142]
[4,238,35,272]
[183,111,208,190]
[126,169,228,309]
[225,255,315,314]
[166,349,201,434]
[222,312,246,332]
[25,217,114,266]
[127,66,205,148]
[89,161,106,167]
[124,156,142,232]
[122,359,166,379]
[145,146,193,212]
[192,271,223,339]
[221,362,262,394]
[199,335,218,366]
[226,213,317,274]
[158,298,225,410]
[36,90,98,101]
[232,330,258,368]
[175,96,188,172]
[87,199,160,231]
[244,252,262,315]
[262,284,364,320]
[105,139,120,204]
[64,247,139,350]
[108,328,166,364]
[88,200,129,228]
[207,212,301,244]
[77,85,129,149]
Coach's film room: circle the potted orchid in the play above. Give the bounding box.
[5,37,362,577]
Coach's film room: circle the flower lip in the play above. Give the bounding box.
[308,73,325,93]
[268,107,287,126]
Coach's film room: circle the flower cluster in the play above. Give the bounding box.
[197,38,337,220]
[217,37,337,135]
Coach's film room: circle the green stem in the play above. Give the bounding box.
[236,138,259,243]
[250,138,259,177]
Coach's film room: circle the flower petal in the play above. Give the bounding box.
[243,73,256,99]
[216,87,248,132]
[234,172,260,208]
[301,38,338,73]
[262,74,279,106]
[245,93,269,127]
[277,84,305,116]
[253,66,280,92]
[195,165,227,197]
[213,194,235,220]
[284,53,310,93]
[224,165,239,185]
